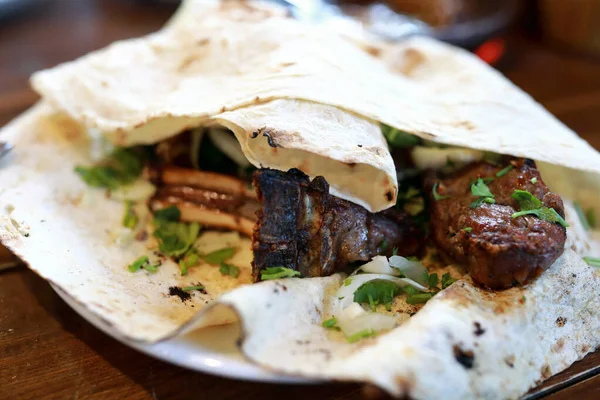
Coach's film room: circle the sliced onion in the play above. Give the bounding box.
[208,127,251,168]
[411,146,483,171]
[190,128,205,169]
[110,180,156,202]
[336,273,426,309]
[352,255,398,276]
[336,303,398,337]
[388,255,429,286]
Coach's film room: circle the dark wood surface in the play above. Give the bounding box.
[1,1,599,399]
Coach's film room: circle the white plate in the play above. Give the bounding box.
[51,284,317,384]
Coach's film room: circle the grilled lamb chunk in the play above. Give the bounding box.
[252,168,421,281]
[425,158,566,289]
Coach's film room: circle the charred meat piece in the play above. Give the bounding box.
[252,168,421,280]
[425,158,566,289]
[149,166,258,237]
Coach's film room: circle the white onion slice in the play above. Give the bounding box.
[336,303,398,337]
[190,128,205,169]
[388,255,429,286]
[352,255,398,276]
[110,180,156,202]
[336,273,426,309]
[208,127,251,168]
[411,146,483,171]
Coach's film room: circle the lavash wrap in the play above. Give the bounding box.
[0,1,598,399]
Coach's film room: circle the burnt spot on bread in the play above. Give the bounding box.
[473,322,485,336]
[555,316,567,327]
[168,286,191,302]
[357,144,363,148]
[453,345,474,369]
[541,364,552,379]
[385,191,394,202]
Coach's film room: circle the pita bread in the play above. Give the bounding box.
[0,1,598,398]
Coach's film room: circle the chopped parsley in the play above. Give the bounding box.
[143,263,159,273]
[381,124,421,148]
[530,177,538,184]
[574,202,591,231]
[322,317,340,330]
[427,273,439,288]
[470,178,495,208]
[75,147,147,189]
[441,273,456,289]
[583,257,600,268]
[182,285,205,292]
[260,266,301,280]
[495,164,514,177]
[178,250,199,275]
[511,190,568,228]
[405,292,434,304]
[152,206,201,259]
[347,329,377,343]
[219,263,240,278]
[462,227,473,232]
[353,280,402,311]
[432,181,450,201]
[122,200,138,229]
[202,247,236,265]
[344,277,353,286]
[127,255,149,273]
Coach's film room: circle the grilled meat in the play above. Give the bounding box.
[252,168,421,280]
[425,158,566,289]
[149,166,258,236]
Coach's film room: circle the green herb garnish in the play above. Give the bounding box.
[347,329,377,343]
[260,266,301,280]
[219,263,240,278]
[511,190,568,228]
[432,182,450,201]
[427,273,439,288]
[381,124,421,148]
[122,200,138,229]
[530,177,538,184]
[441,273,456,289]
[470,178,495,208]
[75,147,146,189]
[344,277,353,286]
[322,317,340,331]
[202,247,236,265]
[406,292,434,304]
[153,205,181,222]
[583,257,600,267]
[179,250,200,275]
[354,280,402,311]
[587,209,596,229]
[127,255,149,273]
[182,285,205,292]
[154,221,201,258]
[462,227,473,232]
[496,164,514,178]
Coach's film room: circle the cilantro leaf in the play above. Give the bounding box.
[583,257,600,267]
[511,190,542,210]
[353,280,402,311]
[154,221,201,258]
[427,273,439,288]
[530,177,537,184]
[322,317,340,330]
[462,227,473,232]
[441,273,456,289]
[406,293,434,304]
[260,267,301,280]
[153,205,181,222]
[178,250,199,275]
[127,255,149,273]
[202,247,236,265]
[143,263,159,273]
[122,201,138,229]
[219,263,240,278]
[344,277,353,286]
[75,147,146,189]
[347,329,377,343]
[511,190,568,227]
[432,182,450,201]
[381,124,420,148]
[495,164,514,177]
[471,178,494,198]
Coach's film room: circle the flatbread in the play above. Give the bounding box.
[0,1,599,399]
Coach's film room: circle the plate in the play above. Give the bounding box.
[51,283,317,383]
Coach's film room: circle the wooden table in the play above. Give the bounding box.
[1,1,599,399]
